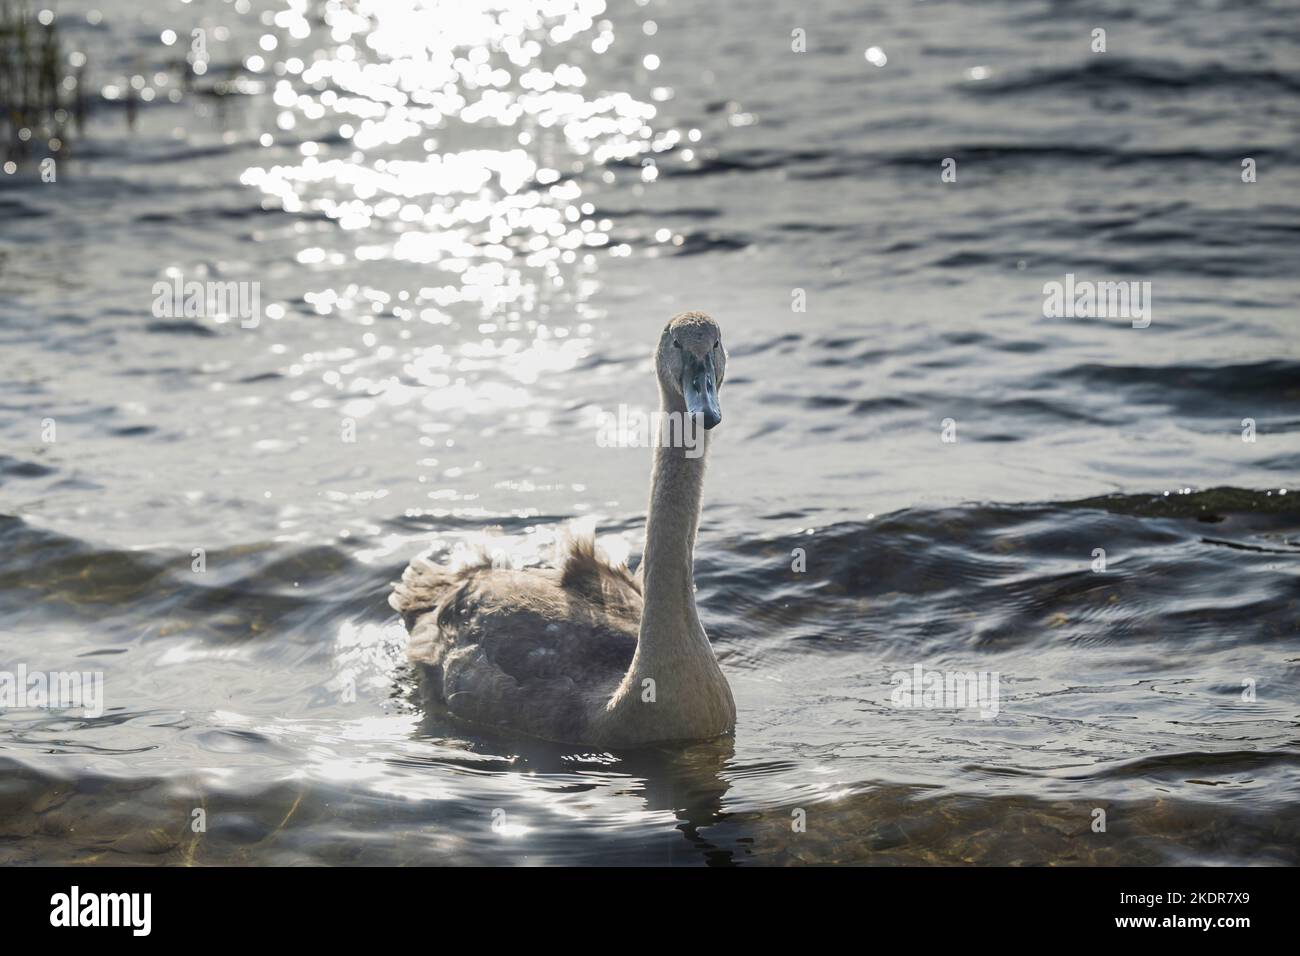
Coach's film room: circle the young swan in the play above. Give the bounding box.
[390,311,735,746]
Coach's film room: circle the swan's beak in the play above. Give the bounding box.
[682,351,722,430]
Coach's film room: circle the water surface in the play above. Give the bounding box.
[1,0,1298,865]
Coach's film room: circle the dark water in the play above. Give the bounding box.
[1,0,1298,865]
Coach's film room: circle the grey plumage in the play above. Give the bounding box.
[391,540,642,742]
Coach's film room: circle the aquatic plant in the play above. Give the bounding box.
[0,1,77,164]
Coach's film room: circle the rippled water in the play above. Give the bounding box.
[1,0,1298,865]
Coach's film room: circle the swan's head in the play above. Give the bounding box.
[656,311,726,430]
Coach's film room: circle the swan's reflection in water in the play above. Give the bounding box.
[414,709,737,865]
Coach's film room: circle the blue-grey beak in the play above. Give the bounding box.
[682,350,721,430]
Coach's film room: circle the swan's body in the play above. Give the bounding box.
[390,312,735,746]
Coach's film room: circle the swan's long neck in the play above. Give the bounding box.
[635,390,711,662]
[596,373,734,742]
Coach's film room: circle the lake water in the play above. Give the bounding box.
[1,0,1297,865]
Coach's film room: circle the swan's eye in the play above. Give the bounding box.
[714,339,720,350]
[672,339,682,349]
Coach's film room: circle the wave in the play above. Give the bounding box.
[962,57,1300,97]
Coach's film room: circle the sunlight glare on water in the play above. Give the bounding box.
[240,0,660,340]
[228,0,690,532]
